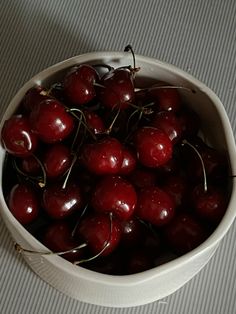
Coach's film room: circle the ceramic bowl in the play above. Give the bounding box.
[0,52,236,307]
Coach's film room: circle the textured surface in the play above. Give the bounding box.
[0,0,236,313]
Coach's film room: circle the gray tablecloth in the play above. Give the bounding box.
[0,1,236,313]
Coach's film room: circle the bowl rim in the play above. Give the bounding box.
[1,51,236,285]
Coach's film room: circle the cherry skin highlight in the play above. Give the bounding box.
[134,126,173,168]
[64,64,99,105]
[91,175,137,220]
[77,213,121,256]
[1,115,38,157]
[29,98,74,143]
[80,137,123,175]
[8,183,39,225]
[42,182,83,219]
[135,186,175,226]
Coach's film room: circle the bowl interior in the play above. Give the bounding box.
[1,52,236,284]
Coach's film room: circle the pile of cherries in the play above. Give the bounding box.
[1,47,230,275]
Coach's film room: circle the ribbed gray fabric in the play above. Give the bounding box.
[0,0,236,313]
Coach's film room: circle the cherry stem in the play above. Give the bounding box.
[13,155,47,188]
[74,212,113,265]
[136,216,159,239]
[71,112,83,152]
[182,139,208,192]
[125,102,154,142]
[62,153,77,189]
[104,108,121,134]
[93,82,106,88]
[14,242,87,256]
[67,107,97,141]
[32,154,47,187]
[71,204,89,238]
[124,44,136,70]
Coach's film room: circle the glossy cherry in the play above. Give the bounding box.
[43,143,72,178]
[136,186,175,226]
[98,68,135,110]
[8,183,39,224]
[183,141,227,183]
[42,221,84,262]
[63,64,99,105]
[91,175,137,220]
[29,98,74,143]
[151,111,183,144]
[84,110,105,134]
[192,184,227,223]
[77,213,121,256]
[118,147,137,175]
[134,126,173,168]
[1,115,38,157]
[80,137,123,175]
[23,85,49,111]
[148,85,182,112]
[42,182,83,219]
[120,217,145,248]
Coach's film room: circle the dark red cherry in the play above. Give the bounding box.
[8,183,39,224]
[134,126,173,168]
[164,213,207,254]
[162,175,189,207]
[80,137,123,175]
[126,248,154,274]
[43,143,72,178]
[77,213,121,256]
[151,111,183,144]
[63,64,99,105]
[23,86,49,111]
[42,182,83,219]
[192,184,227,223]
[179,109,200,138]
[98,68,135,110]
[21,155,41,175]
[183,142,227,183]
[42,221,84,262]
[134,89,151,106]
[81,249,125,275]
[91,175,137,220]
[128,168,156,189]
[84,110,105,134]
[148,85,182,112]
[136,186,175,226]
[120,217,145,248]
[157,157,179,176]
[118,147,137,175]
[1,115,38,157]
[29,98,74,143]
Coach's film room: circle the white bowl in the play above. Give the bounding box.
[1,52,236,308]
